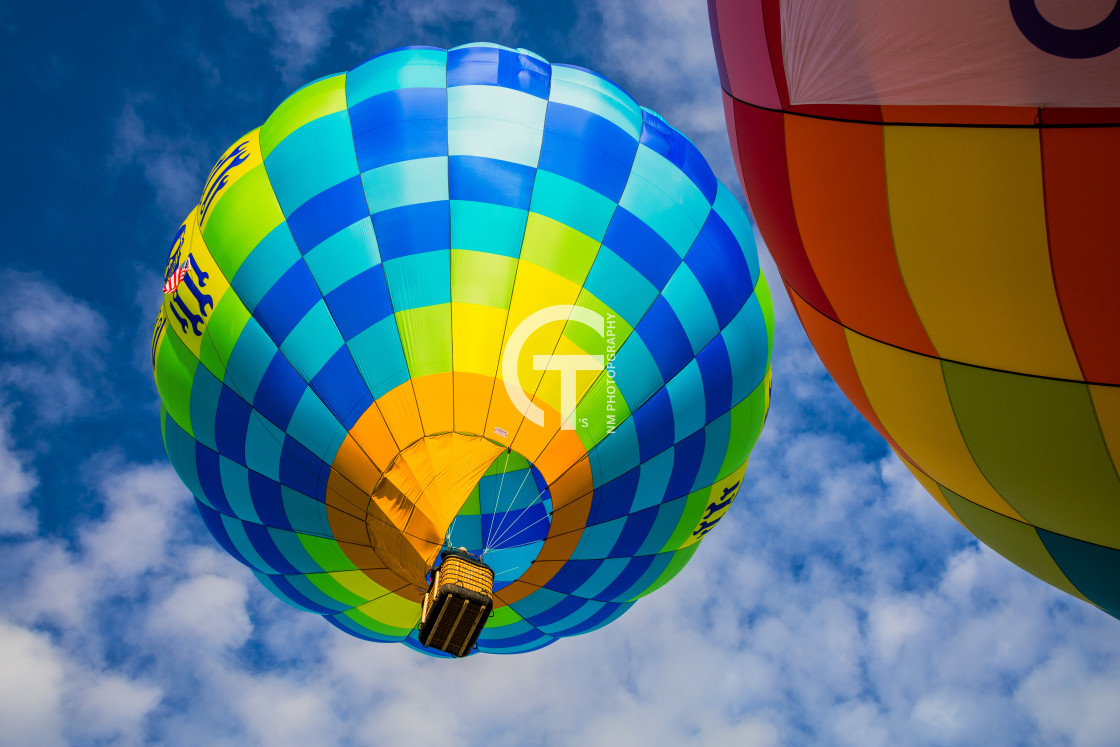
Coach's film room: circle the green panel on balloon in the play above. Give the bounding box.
[259,74,348,159]
[450,250,517,309]
[198,295,251,380]
[520,214,601,286]
[154,332,199,438]
[300,535,360,572]
[940,486,1087,602]
[396,305,453,377]
[202,166,286,276]
[720,380,770,479]
[640,544,701,599]
[942,360,1120,549]
[306,573,370,608]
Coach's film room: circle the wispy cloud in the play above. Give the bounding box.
[110,98,211,218]
[0,616,162,747]
[344,0,521,65]
[0,271,111,424]
[0,406,38,536]
[224,0,362,85]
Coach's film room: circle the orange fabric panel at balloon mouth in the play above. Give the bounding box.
[325,454,378,516]
[543,458,593,520]
[412,372,454,436]
[534,432,591,489]
[729,100,836,320]
[345,405,400,472]
[787,284,904,457]
[371,433,506,567]
[331,435,383,499]
[1043,126,1120,385]
[483,378,577,462]
[370,380,425,453]
[452,371,496,436]
[784,114,936,358]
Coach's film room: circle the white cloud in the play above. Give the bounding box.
[0,271,110,424]
[224,0,362,84]
[230,674,342,747]
[0,621,66,747]
[1017,646,1120,746]
[111,99,210,217]
[0,406,38,535]
[147,574,253,651]
[11,460,195,632]
[71,673,162,745]
[0,619,161,747]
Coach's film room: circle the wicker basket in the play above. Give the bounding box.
[419,549,495,657]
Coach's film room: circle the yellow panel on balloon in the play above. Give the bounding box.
[159,207,232,362]
[844,326,1023,520]
[884,125,1082,380]
[450,302,506,377]
[198,129,263,234]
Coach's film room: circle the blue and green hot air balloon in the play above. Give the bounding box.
[152,43,774,656]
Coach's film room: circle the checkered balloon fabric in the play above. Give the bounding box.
[152,43,774,656]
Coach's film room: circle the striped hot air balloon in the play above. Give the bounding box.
[709,0,1120,617]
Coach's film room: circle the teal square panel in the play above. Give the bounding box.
[304,217,381,295]
[279,300,347,381]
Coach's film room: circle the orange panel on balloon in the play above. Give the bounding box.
[373,381,425,453]
[1044,126,1120,384]
[411,372,454,435]
[331,435,382,494]
[347,404,400,470]
[452,372,495,435]
[784,114,936,357]
[535,431,590,488]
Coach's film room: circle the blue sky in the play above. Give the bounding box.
[2,1,1119,744]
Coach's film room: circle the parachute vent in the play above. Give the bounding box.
[419,549,494,657]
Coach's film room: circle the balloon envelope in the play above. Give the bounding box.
[153,43,774,655]
[710,0,1120,616]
